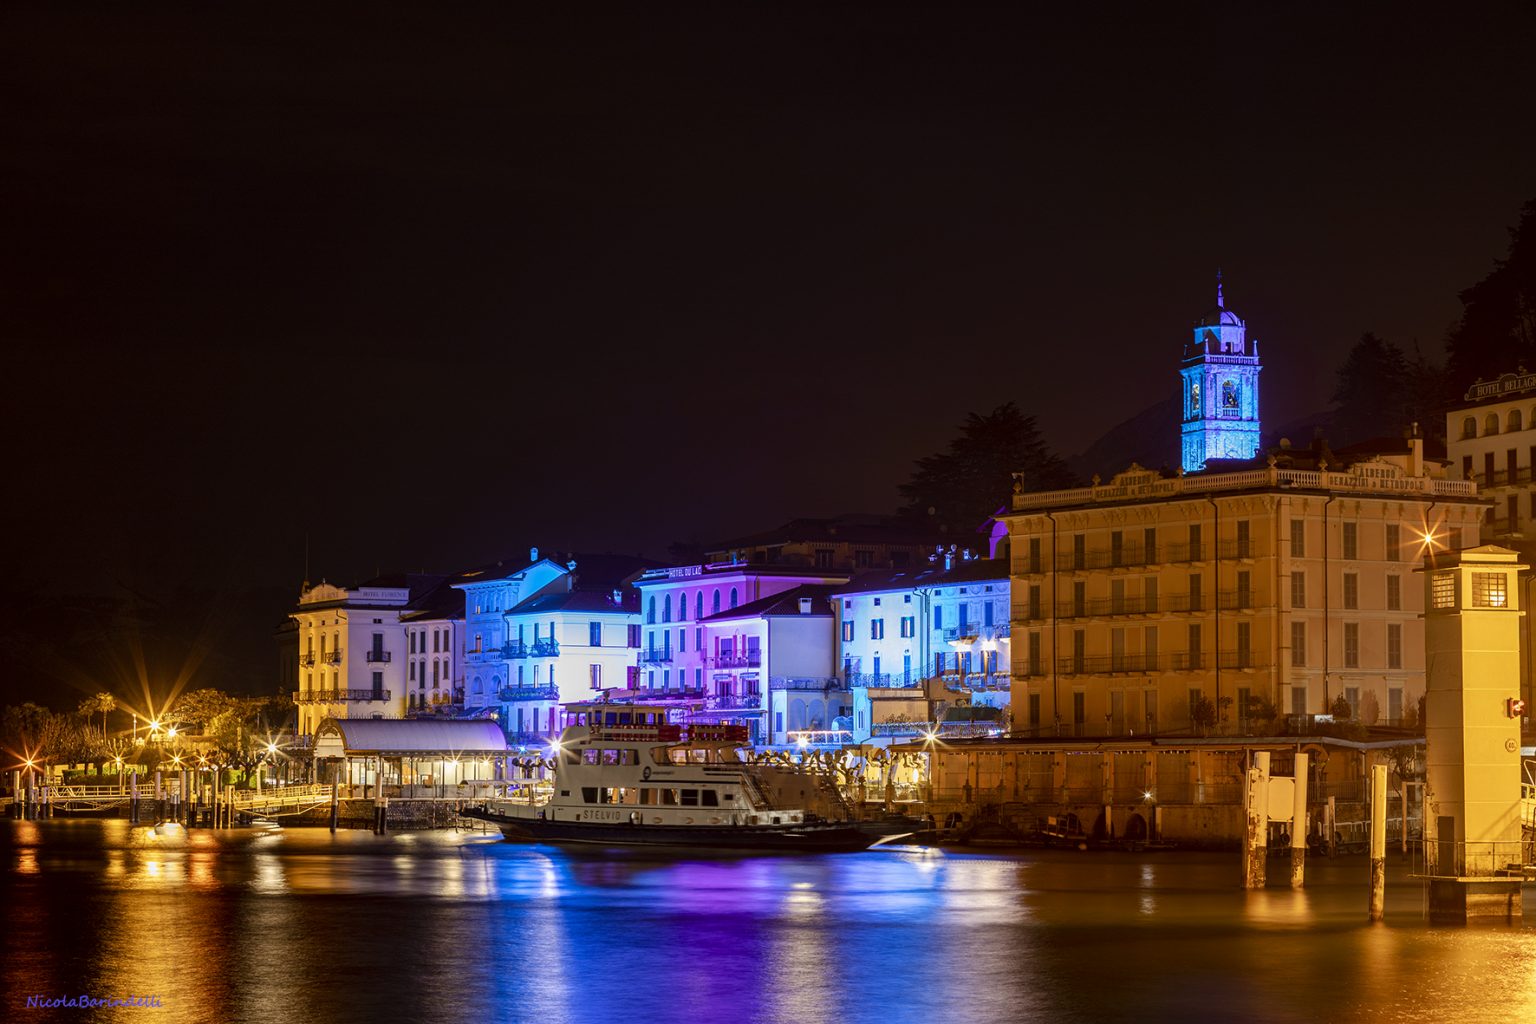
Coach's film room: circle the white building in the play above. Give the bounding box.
[453,549,572,712]
[833,555,1010,744]
[291,574,447,739]
[631,562,851,742]
[498,587,640,743]
[400,576,466,716]
[1448,368,1536,541]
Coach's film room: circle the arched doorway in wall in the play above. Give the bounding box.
[1123,812,1148,841]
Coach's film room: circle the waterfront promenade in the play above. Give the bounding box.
[4,817,1535,1024]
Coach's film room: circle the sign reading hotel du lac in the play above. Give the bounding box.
[1466,369,1536,401]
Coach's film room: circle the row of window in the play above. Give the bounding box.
[1460,408,1535,438]
[646,588,740,624]
[408,628,452,655]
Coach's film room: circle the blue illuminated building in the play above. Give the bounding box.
[1180,274,1262,472]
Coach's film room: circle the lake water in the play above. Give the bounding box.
[4,819,1535,1024]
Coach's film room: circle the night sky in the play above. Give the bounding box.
[4,4,1534,601]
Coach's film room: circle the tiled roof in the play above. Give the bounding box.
[701,584,837,621]
[829,559,1008,597]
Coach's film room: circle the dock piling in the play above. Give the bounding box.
[1369,764,1387,922]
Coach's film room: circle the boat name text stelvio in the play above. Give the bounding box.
[579,809,625,822]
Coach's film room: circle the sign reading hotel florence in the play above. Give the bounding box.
[1465,370,1536,402]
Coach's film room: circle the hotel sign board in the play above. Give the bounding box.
[1466,371,1536,402]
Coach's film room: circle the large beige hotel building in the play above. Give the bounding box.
[1000,288,1487,737]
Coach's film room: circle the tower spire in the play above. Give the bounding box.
[1216,268,1224,308]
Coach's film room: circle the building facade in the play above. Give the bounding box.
[453,550,570,712]
[833,557,1011,744]
[291,576,444,738]
[1001,444,1485,738]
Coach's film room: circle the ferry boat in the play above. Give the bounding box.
[462,702,893,852]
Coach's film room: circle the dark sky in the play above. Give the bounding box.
[4,3,1534,598]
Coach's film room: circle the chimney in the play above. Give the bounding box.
[798,597,813,615]
[943,546,955,571]
[612,588,623,606]
[530,546,540,563]
[1407,422,1424,477]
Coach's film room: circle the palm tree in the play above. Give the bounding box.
[95,692,116,736]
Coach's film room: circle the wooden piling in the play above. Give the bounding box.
[1290,752,1309,888]
[129,773,140,824]
[1326,796,1337,857]
[1243,751,1270,889]
[329,777,340,833]
[1369,763,1387,922]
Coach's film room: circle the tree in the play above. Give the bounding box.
[169,688,237,732]
[1331,333,1408,446]
[94,692,116,736]
[1445,197,1536,391]
[899,402,1077,535]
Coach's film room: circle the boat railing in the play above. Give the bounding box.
[588,724,684,742]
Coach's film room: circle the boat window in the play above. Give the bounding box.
[619,749,638,765]
[680,789,699,806]
[701,790,719,807]
[601,788,622,804]
[722,792,734,801]
[602,749,621,766]
[581,787,598,804]
[639,788,654,806]
[582,750,601,765]
[617,712,633,724]
[660,789,679,806]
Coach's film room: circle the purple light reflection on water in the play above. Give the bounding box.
[5,821,1536,1024]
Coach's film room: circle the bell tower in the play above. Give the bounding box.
[1180,273,1263,472]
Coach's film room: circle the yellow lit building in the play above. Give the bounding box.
[1000,438,1486,737]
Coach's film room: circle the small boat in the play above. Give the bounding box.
[462,702,888,853]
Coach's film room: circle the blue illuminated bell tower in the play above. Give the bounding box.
[1180,273,1262,472]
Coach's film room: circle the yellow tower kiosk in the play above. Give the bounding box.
[1421,545,1527,922]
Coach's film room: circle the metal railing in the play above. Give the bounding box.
[871,720,936,737]
[1057,655,1161,676]
[846,672,894,687]
[498,686,560,702]
[365,650,392,663]
[705,693,762,711]
[709,652,761,668]
[501,641,529,659]
[293,688,391,703]
[638,649,674,664]
[322,650,343,665]
[770,676,842,691]
[530,639,560,657]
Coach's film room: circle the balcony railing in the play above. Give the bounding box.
[501,641,529,659]
[941,626,978,642]
[301,653,316,667]
[846,672,894,687]
[705,693,762,711]
[1056,655,1161,676]
[530,639,560,658]
[709,652,761,669]
[1167,650,1265,671]
[1473,467,1534,488]
[294,688,391,703]
[954,672,1011,691]
[322,650,343,665]
[1218,590,1256,611]
[871,720,936,737]
[499,685,561,702]
[638,649,674,664]
[365,650,391,663]
[770,676,842,691]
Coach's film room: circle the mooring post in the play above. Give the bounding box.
[1244,751,1270,889]
[10,771,20,819]
[1290,751,1309,888]
[329,777,340,834]
[129,773,139,824]
[1326,796,1337,857]
[1400,776,1409,857]
[1369,763,1387,922]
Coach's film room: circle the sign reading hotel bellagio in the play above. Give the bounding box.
[1465,369,1536,401]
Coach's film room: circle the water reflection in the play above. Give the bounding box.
[5,822,1536,1024]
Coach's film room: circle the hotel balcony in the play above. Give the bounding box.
[846,672,895,687]
[1473,467,1533,488]
[293,688,391,703]
[301,653,316,667]
[941,626,980,642]
[705,693,762,711]
[1168,650,1265,671]
[709,651,762,669]
[501,641,529,659]
[954,672,1011,691]
[499,685,561,702]
[322,650,343,665]
[530,639,560,657]
[1056,654,1161,676]
[638,649,674,665]
[365,650,392,663]
[770,676,842,692]
[871,720,936,738]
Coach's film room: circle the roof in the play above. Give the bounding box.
[830,558,1008,597]
[313,718,509,756]
[1195,305,1244,328]
[701,584,836,621]
[509,588,639,616]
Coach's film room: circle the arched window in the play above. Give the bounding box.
[712,591,721,614]
[663,595,672,623]
[647,596,656,624]
[730,587,739,609]
[677,592,687,621]
[1463,416,1478,439]
[1486,414,1500,435]
[1511,410,1524,432]
[409,694,416,709]
[472,676,483,694]
[695,593,703,619]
